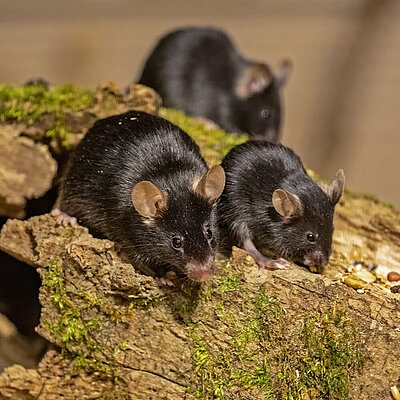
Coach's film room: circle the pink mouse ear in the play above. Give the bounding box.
[131,181,168,217]
[318,169,345,205]
[327,169,345,205]
[194,165,226,201]
[272,189,303,218]
[235,63,272,99]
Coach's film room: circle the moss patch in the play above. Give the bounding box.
[160,108,247,165]
[0,84,94,149]
[189,271,365,400]
[42,258,128,381]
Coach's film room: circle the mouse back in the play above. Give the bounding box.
[138,27,292,143]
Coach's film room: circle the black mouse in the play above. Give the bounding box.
[217,141,345,273]
[55,110,226,283]
[138,27,292,143]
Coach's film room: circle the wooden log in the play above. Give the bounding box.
[0,199,398,399]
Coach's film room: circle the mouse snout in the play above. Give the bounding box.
[303,250,329,273]
[186,257,216,283]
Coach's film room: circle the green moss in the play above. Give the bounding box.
[0,84,94,149]
[216,270,240,295]
[283,307,365,400]
[42,258,127,381]
[74,289,127,322]
[127,293,162,310]
[0,84,245,161]
[190,287,278,399]
[160,108,247,165]
[189,283,365,400]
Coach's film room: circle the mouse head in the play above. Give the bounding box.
[235,59,292,143]
[131,165,225,282]
[270,170,345,273]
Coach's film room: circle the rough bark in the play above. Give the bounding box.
[0,191,399,399]
[0,82,399,399]
[0,314,46,371]
[0,83,160,219]
[0,131,57,219]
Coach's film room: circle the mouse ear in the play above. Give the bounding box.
[194,165,226,201]
[323,169,345,205]
[274,59,292,87]
[272,189,303,218]
[131,181,168,218]
[236,63,272,99]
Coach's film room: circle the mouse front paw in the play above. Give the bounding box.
[257,257,291,275]
[51,208,78,227]
[156,271,177,287]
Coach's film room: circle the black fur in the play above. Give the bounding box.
[138,27,284,142]
[60,111,219,278]
[218,141,337,268]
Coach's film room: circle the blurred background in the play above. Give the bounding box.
[1,0,399,207]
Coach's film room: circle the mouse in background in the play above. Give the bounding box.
[217,141,345,274]
[138,27,292,143]
[53,110,225,284]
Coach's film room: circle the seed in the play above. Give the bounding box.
[353,269,376,284]
[343,277,367,290]
[388,272,400,282]
[391,385,400,400]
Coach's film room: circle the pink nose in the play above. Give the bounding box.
[186,261,215,282]
[312,251,324,266]
[304,251,328,268]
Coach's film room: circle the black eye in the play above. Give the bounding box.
[260,108,270,119]
[206,228,213,240]
[172,236,182,249]
[306,233,316,243]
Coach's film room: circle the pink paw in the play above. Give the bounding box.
[258,257,291,275]
[157,271,177,287]
[51,208,78,227]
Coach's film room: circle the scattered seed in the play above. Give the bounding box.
[353,270,376,284]
[391,385,400,400]
[388,272,400,282]
[343,277,367,290]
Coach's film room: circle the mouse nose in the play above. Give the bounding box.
[186,257,216,282]
[304,250,329,273]
[312,251,324,266]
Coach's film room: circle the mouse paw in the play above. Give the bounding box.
[51,208,78,227]
[157,271,177,287]
[257,257,291,275]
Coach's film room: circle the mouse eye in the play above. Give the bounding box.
[260,108,270,119]
[172,236,183,249]
[306,233,316,243]
[205,228,213,240]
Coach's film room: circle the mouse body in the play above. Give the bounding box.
[138,27,291,143]
[58,110,225,283]
[217,141,345,273]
